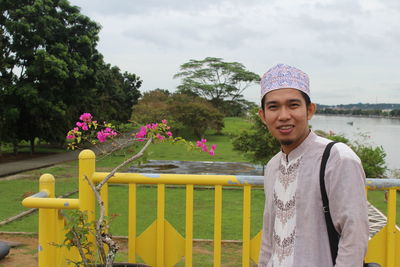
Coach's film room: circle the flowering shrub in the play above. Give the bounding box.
[196,139,217,156]
[66,113,216,156]
[66,113,117,150]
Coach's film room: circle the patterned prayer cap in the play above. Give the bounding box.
[260,64,310,100]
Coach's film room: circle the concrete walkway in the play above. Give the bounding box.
[0,150,80,178]
[0,133,135,178]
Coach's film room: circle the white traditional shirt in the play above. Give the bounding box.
[258,131,369,267]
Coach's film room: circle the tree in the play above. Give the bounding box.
[168,93,224,138]
[173,57,260,108]
[95,64,141,123]
[232,108,280,164]
[0,0,142,153]
[219,99,258,117]
[131,90,224,139]
[130,90,172,130]
[0,0,103,152]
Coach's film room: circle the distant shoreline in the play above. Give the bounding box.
[314,113,400,120]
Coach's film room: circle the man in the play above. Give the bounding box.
[257,64,369,267]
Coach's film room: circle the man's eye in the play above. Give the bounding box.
[267,105,277,110]
[290,103,300,108]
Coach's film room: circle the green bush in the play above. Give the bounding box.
[131,90,224,139]
[312,130,387,178]
[231,108,280,165]
[351,144,387,178]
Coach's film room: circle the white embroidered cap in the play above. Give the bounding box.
[260,64,310,100]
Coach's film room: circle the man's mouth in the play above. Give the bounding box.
[278,125,294,134]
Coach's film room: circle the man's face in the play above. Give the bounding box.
[258,88,316,154]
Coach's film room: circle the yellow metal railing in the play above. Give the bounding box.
[22,149,400,267]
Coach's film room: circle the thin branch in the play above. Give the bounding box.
[95,137,153,190]
[83,175,107,264]
[72,229,90,267]
[81,137,153,265]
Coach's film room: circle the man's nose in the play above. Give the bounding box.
[278,107,291,120]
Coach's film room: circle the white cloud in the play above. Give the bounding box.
[70,0,400,105]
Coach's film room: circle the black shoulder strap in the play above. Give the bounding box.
[320,141,340,265]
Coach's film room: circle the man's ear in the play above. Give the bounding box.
[307,103,317,120]
[258,109,267,125]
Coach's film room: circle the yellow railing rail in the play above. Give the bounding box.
[21,150,400,267]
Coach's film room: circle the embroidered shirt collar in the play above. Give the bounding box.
[281,130,317,163]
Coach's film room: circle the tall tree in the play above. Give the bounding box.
[131,90,224,138]
[0,0,103,151]
[0,0,141,153]
[95,64,142,123]
[174,57,260,108]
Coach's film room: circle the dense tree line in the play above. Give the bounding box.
[0,0,141,153]
[317,107,400,118]
[318,103,400,110]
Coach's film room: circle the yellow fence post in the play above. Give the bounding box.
[185,184,194,267]
[157,184,165,267]
[214,185,222,267]
[38,174,56,267]
[128,183,137,263]
[242,185,251,267]
[78,149,96,261]
[386,188,397,267]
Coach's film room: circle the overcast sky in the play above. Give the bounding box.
[69,0,400,105]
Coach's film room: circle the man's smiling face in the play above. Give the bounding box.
[258,88,316,154]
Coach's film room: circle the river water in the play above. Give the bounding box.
[310,115,400,170]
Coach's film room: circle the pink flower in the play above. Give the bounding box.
[73,127,79,132]
[201,139,207,143]
[202,146,208,152]
[196,141,203,148]
[79,113,93,123]
[156,133,165,140]
[211,144,217,150]
[104,128,117,136]
[97,131,107,143]
[162,119,167,124]
[94,127,118,144]
[66,135,75,140]
[135,126,147,141]
[209,150,215,156]
[166,131,172,137]
[145,123,158,130]
[76,122,88,131]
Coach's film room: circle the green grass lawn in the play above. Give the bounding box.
[0,183,265,240]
